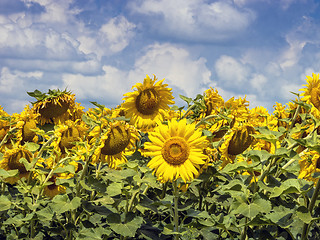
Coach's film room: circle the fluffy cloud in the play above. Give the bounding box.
[215,55,250,87]
[62,43,212,108]
[78,16,136,59]
[0,67,43,113]
[129,0,255,41]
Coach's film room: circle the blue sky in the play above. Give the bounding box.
[1,0,320,114]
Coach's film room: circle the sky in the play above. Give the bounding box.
[1,0,320,114]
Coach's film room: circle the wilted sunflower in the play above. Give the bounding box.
[122,75,174,130]
[29,89,76,125]
[219,124,255,168]
[92,121,139,169]
[0,145,33,184]
[144,118,208,183]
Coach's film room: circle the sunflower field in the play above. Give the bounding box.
[1,74,320,239]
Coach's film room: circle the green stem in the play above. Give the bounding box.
[0,127,17,148]
[302,179,320,239]
[181,104,196,119]
[173,180,179,240]
[195,114,216,128]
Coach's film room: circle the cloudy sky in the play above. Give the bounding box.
[1,0,320,114]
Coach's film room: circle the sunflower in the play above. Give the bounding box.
[0,106,11,150]
[144,118,208,183]
[0,145,33,184]
[203,87,224,116]
[300,73,320,110]
[298,150,320,183]
[122,75,174,130]
[52,119,87,154]
[29,89,77,125]
[91,120,139,169]
[219,124,255,168]
[13,105,39,144]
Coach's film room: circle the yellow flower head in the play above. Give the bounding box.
[29,89,77,125]
[122,75,174,130]
[300,73,320,109]
[144,118,208,183]
[0,145,33,184]
[299,150,320,182]
[204,87,224,116]
[43,174,67,198]
[92,121,139,169]
[219,124,255,168]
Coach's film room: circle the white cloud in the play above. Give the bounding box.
[62,43,212,107]
[130,0,255,41]
[250,74,267,92]
[215,55,249,86]
[78,16,136,59]
[129,43,212,98]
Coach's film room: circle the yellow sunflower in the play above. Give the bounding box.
[298,150,320,183]
[144,118,208,183]
[203,87,224,116]
[219,124,255,168]
[29,89,77,125]
[91,121,139,169]
[300,73,320,110]
[52,119,87,154]
[122,75,174,130]
[0,145,33,184]
[13,105,39,144]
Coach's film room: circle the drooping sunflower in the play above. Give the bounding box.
[0,145,33,184]
[29,89,77,125]
[144,118,208,183]
[91,121,139,169]
[219,124,255,168]
[203,87,224,116]
[52,119,87,154]
[13,105,40,144]
[122,75,174,130]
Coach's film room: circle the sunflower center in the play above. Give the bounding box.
[135,89,160,115]
[39,100,70,119]
[59,126,80,151]
[162,137,190,165]
[23,119,37,142]
[228,126,254,156]
[310,88,320,110]
[101,126,131,155]
[7,149,32,173]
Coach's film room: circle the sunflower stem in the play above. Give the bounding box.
[181,104,196,119]
[302,179,320,239]
[173,180,179,240]
[0,127,17,148]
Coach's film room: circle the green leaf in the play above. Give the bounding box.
[0,195,11,211]
[24,142,40,152]
[0,169,18,178]
[36,206,54,221]
[53,164,75,174]
[296,206,313,224]
[51,195,81,214]
[90,101,106,111]
[109,216,143,238]
[107,182,123,196]
[270,179,305,198]
[179,95,192,104]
